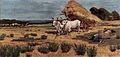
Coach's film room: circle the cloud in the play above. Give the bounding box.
[0,0,67,19]
[0,0,120,20]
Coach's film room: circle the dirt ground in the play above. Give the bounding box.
[0,21,120,57]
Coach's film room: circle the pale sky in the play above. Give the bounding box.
[0,0,120,20]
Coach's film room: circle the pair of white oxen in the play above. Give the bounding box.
[52,17,82,35]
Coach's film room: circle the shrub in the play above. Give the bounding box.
[109,45,116,52]
[74,44,86,55]
[87,47,97,57]
[61,42,71,53]
[10,34,14,37]
[0,45,21,57]
[38,46,49,54]
[41,35,47,39]
[20,45,34,53]
[48,43,59,52]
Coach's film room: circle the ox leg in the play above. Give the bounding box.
[58,30,61,35]
[62,30,65,35]
[56,30,60,36]
[66,31,70,36]
[68,27,72,36]
[61,29,64,35]
[77,26,81,32]
[68,27,71,33]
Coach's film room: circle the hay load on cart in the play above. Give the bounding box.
[62,0,102,28]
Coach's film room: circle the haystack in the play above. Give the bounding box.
[62,0,102,27]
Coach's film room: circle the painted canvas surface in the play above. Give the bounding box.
[0,0,120,57]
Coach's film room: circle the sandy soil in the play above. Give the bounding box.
[0,21,120,57]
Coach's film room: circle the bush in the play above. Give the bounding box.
[61,42,71,53]
[109,45,116,52]
[0,45,21,57]
[41,35,47,39]
[48,43,59,52]
[20,45,34,53]
[74,44,86,55]
[10,34,14,37]
[87,47,97,57]
[38,46,49,54]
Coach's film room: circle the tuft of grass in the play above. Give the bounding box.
[87,47,97,57]
[0,45,21,57]
[117,45,120,50]
[12,37,34,42]
[0,34,6,40]
[48,43,59,52]
[30,33,37,36]
[61,42,71,53]
[24,33,37,38]
[109,45,116,52]
[111,24,120,26]
[26,52,32,57]
[111,34,118,39]
[20,45,34,53]
[39,23,54,29]
[116,35,120,39]
[74,44,86,55]
[24,34,29,38]
[28,42,37,46]
[10,34,14,37]
[40,35,47,40]
[37,46,49,54]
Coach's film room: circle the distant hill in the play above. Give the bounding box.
[0,19,53,24]
[21,20,53,24]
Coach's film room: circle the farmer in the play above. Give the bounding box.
[91,33,102,42]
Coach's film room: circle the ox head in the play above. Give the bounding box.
[52,17,59,26]
[62,20,68,25]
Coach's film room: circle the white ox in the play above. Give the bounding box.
[52,17,64,35]
[62,20,81,33]
[52,17,81,35]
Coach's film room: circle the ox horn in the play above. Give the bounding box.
[60,17,62,19]
[57,17,59,21]
[51,17,54,20]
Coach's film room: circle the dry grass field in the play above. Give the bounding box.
[0,21,120,57]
